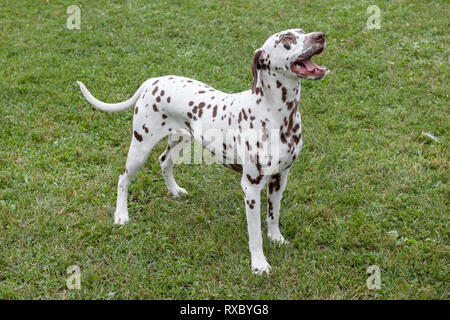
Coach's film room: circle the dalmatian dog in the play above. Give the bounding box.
[77,28,326,275]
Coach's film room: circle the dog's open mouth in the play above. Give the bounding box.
[291,48,326,78]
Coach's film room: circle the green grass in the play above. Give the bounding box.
[0,0,448,299]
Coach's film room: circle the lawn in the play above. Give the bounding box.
[0,0,448,299]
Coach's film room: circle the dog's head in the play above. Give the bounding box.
[252,28,327,91]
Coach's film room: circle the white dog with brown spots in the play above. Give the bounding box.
[77,28,327,275]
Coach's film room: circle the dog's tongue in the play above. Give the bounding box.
[292,57,326,76]
[302,58,323,71]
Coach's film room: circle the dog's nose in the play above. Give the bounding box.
[310,32,325,43]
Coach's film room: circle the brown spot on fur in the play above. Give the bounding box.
[281,132,287,144]
[293,132,302,144]
[286,109,297,137]
[184,122,193,133]
[134,130,143,142]
[268,199,274,219]
[281,87,287,102]
[286,101,294,110]
[246,174,263,185]
[268,174,281,194]
[252,49,264,94]
[152,86,158,95]
[242,109,248,121]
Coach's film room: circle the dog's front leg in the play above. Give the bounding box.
[241,173,270,275]
[267,169,290,244]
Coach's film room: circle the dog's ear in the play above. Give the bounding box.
[251,49,264,94]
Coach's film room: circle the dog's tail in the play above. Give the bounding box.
[77,81,145,113]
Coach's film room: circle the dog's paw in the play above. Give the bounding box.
[252,258,271,275]
[114,213,129,225]
[268,233,290,245]
[169,186,188,198]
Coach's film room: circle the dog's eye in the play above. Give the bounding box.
[283,37,292,43]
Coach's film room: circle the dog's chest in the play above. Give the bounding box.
[276,115,303,171]
[277,134,302,171]
[236,107,303,173]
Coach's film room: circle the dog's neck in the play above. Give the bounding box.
[252,70,301,122]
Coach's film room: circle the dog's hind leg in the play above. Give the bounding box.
[159,133,190,197]
[114,130,166,225]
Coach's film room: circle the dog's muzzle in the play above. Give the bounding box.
[291,32,326,79]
